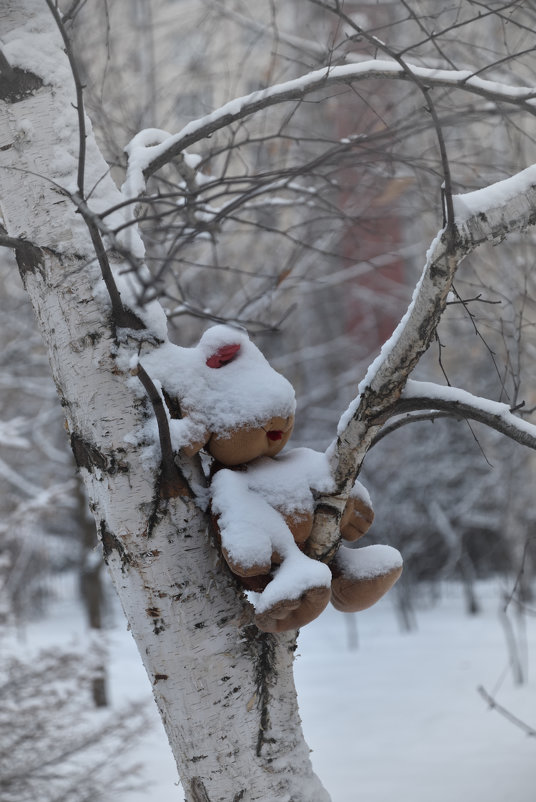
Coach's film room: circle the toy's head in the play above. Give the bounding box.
[144,325,296,466]
[207,413,294,465]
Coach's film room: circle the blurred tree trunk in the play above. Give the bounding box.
[76,477,108,707]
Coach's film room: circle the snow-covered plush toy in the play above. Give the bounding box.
[142,325,402,633]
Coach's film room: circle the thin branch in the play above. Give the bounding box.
[43,2,146,332]
[134,364,192,500]
[477,686,536,737]
[0,233,29,250]
[370,410,458,447]
[44,0,87,197]
[84,216,143,330]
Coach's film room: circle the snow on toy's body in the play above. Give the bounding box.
[143,325,402,632]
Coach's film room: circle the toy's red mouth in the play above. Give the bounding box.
[267,430,283,441]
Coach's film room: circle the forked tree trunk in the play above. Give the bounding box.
[0,3,330,800]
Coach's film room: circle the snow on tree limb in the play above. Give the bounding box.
[335,164,536,480]
[124,59,536,186]
[395,380,536,450]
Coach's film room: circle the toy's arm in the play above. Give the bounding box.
[220,538,273,578]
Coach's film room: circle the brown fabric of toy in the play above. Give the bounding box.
[181,432,210,457]
[211,509,272,578]
[330,563,403,613]
[207,416,294,465]
[282,510,314,546]
[340,496,375,541]
[254,585,331,633]
[221,545,272,578]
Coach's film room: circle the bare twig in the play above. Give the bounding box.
[135,364,192,499]
[44,0,87,197]
[478,686,536,737]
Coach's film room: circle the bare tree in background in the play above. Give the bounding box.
[2,2,536,800]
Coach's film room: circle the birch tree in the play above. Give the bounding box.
[2,2,536,800]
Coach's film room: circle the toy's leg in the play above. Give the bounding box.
[255,586,331,633]
[254,550,332,633]
[211,470,276,577]
[331,544,402,613]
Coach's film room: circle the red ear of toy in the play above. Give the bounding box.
[206,343,241,368]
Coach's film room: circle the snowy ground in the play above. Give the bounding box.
[19,580,536,801]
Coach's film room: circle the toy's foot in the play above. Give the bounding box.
[255,585,331,633]
[331,544,402,613]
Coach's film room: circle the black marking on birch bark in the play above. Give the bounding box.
[153,673,168,683]
[190,777,211,802]
[70,433,129,475]
[152,617,165,635]
[71,433,108,472]
[99,520,131,570]
[144,492,170,540]
[0,52,43,102]
[241,628,278,757]
[14,241,45,280]
[146,606,165,633]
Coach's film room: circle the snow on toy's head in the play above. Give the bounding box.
[142,325,296,465]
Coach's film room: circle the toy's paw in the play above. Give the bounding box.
[222,546,272,578]
[331,544,402,613]
[254,585,331,633]
[282,510,314,546]
[340,496,375,541]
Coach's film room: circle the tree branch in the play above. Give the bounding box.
[478,686,536,737]
[44,0,87,197]
[134,364,193,500]
[126,60,536,185]
[307,166,536,560]
[369,410,457,447]
[390,380,536,449]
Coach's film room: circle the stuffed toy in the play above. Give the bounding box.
[142,325,402,633]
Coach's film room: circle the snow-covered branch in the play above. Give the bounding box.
[307,166,536,561]
[333,164,536,489]
[392,380,536,450]
[127,59,536,185]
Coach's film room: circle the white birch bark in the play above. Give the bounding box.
[3,3,536,800]
[0,3,329,800]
